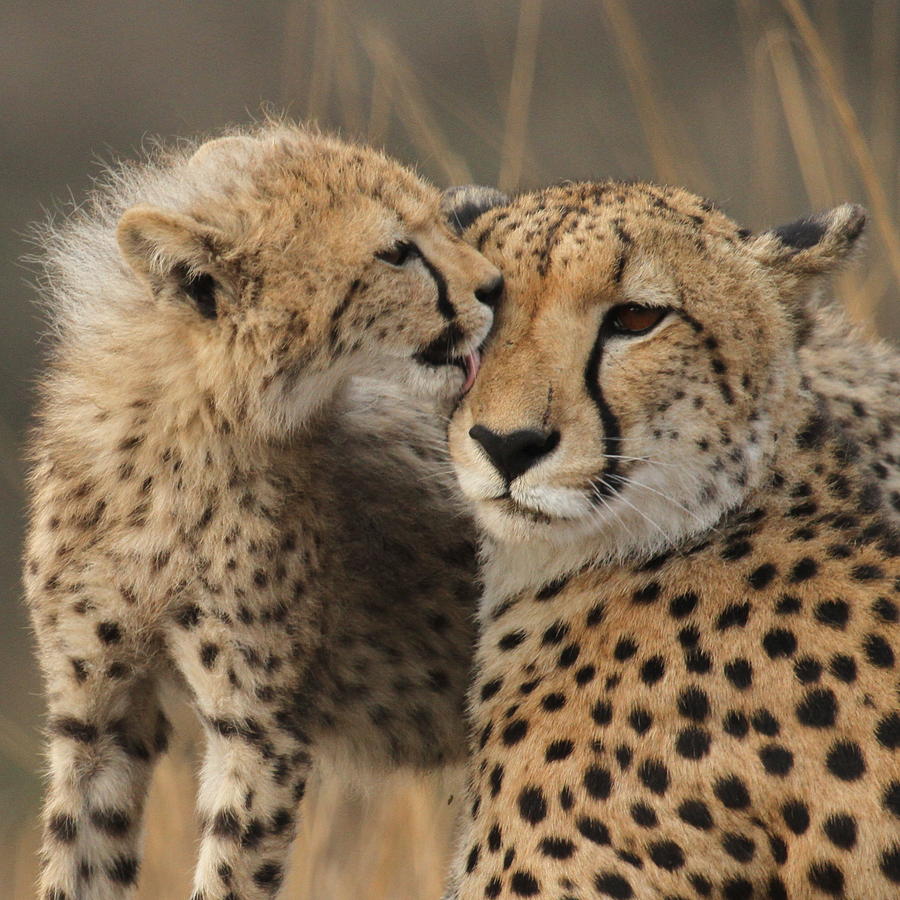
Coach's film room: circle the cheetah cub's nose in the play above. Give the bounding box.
[469,425,560,482]
[475,274,504,308]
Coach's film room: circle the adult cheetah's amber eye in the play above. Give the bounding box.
[375,241,418,267]
[608,304,668,335]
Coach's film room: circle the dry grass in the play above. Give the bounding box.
[6,1,897,897]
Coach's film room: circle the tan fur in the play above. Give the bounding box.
[24,123,502,900]
[442,183,899,898]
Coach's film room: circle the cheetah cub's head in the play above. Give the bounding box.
[444,183,866,562]
[114,126,500,433]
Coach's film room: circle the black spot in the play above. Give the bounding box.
[176,604,201,628]
[794,656,822,683]
[96,622,121,644]
[465,844,479,873]
[90,808,131,836]
[829,654,856,682]
[558,644,580,667]
[677,799,712,830]
[721,832,755,863]
[677,686,709,721]
[489,764,504,796]
[502,720,528,745]
[714,775,750,809]
[633,582,661,604]
[498,630,527,651]
[873,597,898,623]
[782,799,810,834]
[575,665,596,685]
[538,837,575,859]
[775,594,802,615]
[875,712,900,749]
[807,861,844,895]
[669,592,699,618]
[542,621,569,645]
[586,602,606,626]
[723,710,749,738]
[614,637,638,661]
[881,844,900,883]
[517,786,547,824]
[546,739,574,762]
[796,688,838,728]
[536,575,569,601]
[509,871,541,897]
[723,658,752,689]
[884,781,900,819]
[769,834,788,865]
[759,744,794,776]
[863,632,894,668]
[51,716,98,744]
[825,740,866,781]
[541,692,566,711]
[748,563,777,589]
[716,602,750,630]
[722,877,753,900]
[480,679,503,701]
[815,599,850,629]
[629,708,652,734]
[584,766,612,799]
[592,700,613,726]
[571,817,609,852]
[638,759,669,795]
[722,540,752,561]
[639,656,665,685]
[789,557,818,582]
[751,709,779,735]
[252,862,283,889]
[487,825,502,851]
[851,563,883,581]
[48,814,77,843]
[106,856,139,885]
[675,727,711,759]
[684,648,712,674]
[200,643,220,669]
[485,878,502,898]
[822,814,857,849]
[594,872,633,899]
[762,628,797,658]
[648,839,684,870]
[630,802,657,827]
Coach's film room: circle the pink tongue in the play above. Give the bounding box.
[461,349,481,394]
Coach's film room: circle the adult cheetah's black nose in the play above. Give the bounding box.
[469,425,560,483]
[474,274,504,309]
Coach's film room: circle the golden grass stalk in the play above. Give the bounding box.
[498,0,543,193]
[736,0,784,222]
[765,29,835,210]
[361,29,472,185]
[780,0,900,286]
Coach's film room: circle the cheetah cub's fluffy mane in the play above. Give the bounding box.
[25,124,501,900]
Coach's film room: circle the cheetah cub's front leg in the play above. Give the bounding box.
[26,124,500,899]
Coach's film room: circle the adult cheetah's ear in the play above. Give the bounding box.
[441,185,510,236]
[117,205,231,320]
[749,203,867,283]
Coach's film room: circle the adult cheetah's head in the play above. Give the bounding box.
[443,182,866,559]
[113,126,500,433]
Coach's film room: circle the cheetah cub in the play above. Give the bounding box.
[25,124,502,900]
[442,184,899,899]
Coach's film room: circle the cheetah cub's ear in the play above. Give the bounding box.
[441,185,510,236]
[117,206,231,320]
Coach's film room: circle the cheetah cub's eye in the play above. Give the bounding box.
[375,241,419,267]
[608,303,668,336]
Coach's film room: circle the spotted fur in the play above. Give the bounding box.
[443,183,899,899]
[25,123,502,900]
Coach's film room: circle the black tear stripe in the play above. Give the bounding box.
[328,278,362,348]
[418,250,457,320]
[585,319,623,500]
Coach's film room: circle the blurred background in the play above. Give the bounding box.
[1,1,897,897]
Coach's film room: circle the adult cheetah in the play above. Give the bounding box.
[442,183,899,899]
[25,124,503,900]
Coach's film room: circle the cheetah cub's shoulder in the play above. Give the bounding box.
[26,123,501,900]
[444,183,899,900]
